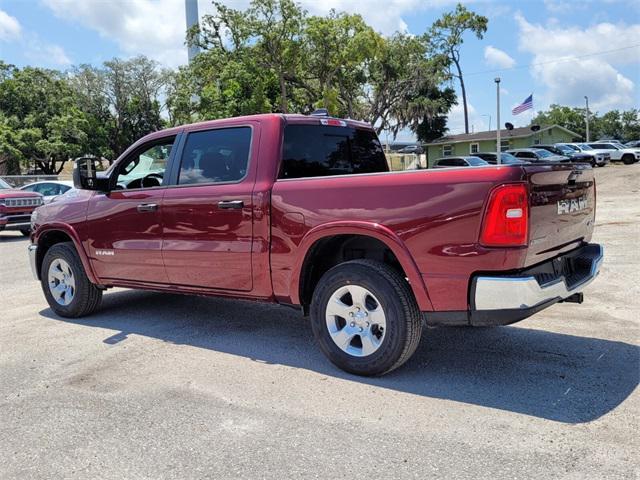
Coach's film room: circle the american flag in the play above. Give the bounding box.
[512,94,533,115]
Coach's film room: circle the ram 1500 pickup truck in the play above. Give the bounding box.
[28,113,603,375]
[0,177,43,236]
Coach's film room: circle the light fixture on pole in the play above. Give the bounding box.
[584,96,590,142]
[495,77,501,164]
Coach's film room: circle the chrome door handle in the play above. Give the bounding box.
[217,200,244,209]
[137,203,158,213]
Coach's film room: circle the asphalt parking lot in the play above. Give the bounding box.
[1,165,638,479]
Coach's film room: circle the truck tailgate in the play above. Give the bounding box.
[524,163,595,266]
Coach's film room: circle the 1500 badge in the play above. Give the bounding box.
[557,196,588,215]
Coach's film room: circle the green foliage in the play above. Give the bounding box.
[532,105,640,141]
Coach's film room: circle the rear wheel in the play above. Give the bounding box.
[622,154,635,165]
[310,259,422,376]
[41,242,102,317]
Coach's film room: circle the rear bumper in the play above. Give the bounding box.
[424,243,603,327]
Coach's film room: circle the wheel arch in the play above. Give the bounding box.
[291,222,433,312]
[35,225,99,284]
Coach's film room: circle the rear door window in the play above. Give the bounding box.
[280,124,388,179]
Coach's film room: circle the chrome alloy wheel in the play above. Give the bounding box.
[325,284,386,357]
[48,258,76,306]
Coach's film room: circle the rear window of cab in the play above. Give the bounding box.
[279,124,388,179]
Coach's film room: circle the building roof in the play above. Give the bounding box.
[425,124,581,146]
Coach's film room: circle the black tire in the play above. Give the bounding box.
[41,242,102,318]
[622,154,634,165]
[19,228,31,237]
[310,259,422,376]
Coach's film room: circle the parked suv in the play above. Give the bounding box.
[0,177,43,236]
[28,113,603,376]
[474,152,527,165]
[506,148,570,163]
[559,143,610,167]
[432,156,489,168]
[587,142,640,165]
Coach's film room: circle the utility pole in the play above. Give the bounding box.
[495,77,501,164]
[185,0,200,63]
[584,96,590,142]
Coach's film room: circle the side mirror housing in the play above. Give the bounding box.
[73,157,110,191]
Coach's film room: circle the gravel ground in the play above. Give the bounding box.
[1,164,638,479]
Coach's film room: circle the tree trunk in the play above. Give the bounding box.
[278,73,288,113]
[452,57,469,134]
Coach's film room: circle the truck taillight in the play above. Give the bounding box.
[480,183,529,247]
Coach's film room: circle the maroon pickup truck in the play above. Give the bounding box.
[28,113,603,375]
[0,177,43,236]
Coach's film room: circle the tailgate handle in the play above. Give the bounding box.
[218,200,244,210]
[137,203,158,213]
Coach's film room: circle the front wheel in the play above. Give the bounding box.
[41,242,103,318]
[310,260,422,376]
[622,154,635,165]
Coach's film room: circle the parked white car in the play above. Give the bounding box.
[19,180,74,203]
[587,142,640,165]
[560,143,610,167]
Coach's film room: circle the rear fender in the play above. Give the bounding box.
[290,221,434,311]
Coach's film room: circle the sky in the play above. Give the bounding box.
[0,0,639,141]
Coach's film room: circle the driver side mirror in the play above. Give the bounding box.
[73,157,109,191]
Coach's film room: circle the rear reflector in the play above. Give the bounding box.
[480,183,529,247]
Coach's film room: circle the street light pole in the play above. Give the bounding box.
[584,96,590,142]
[495,77,501,164]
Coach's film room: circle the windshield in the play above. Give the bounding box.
[535,149,554,158]
[555,145,574,154]
[564,144,580,151]
[467,157,488,166]
[500,153,521,163]
[612,142,626,149]
[0,178,11,189]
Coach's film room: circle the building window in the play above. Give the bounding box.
[500,139,510,152]
[532,138,540,145]
[442,145,452,156]
[470,143,479,154]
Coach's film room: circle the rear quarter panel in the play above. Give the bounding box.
[271,166,529,311]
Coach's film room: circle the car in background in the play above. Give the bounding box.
[624,140,640,148]
[506,148,570,163]
[19,180,74,203]
[474,152,527,165]
[587,142,640,165]
[558,143,610,167]
[396,144,424,154]
[0,177,43,236]
[534,144,599,166]
[432,156,490,168]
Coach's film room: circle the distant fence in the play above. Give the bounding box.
[0,175,71,188]
[386,153,428,171]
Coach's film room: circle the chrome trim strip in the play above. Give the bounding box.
[28,244,38,280]
[474,245,603,311]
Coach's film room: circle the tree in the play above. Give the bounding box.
[531,104,589,139]
[0,65,91,174]
[429,3,488,134]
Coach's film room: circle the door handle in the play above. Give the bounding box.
[137,203,158,213]
[217,200,244,210]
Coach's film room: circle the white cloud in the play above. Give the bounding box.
[41,0,463,67]
[515,12,640,111]
[0,9,21,41]
[447,102,492,135]
[25,42,72,67]
[484,46,516,69]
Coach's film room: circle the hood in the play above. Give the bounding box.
[0,189,43,199]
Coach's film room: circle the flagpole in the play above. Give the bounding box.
[495,77,501,164]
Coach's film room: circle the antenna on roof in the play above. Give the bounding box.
[310,108,329,117]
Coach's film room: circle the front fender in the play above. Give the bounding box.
[35,223,100,285]
[289,221,434,311]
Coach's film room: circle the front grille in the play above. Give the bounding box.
[4,198,42,207]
